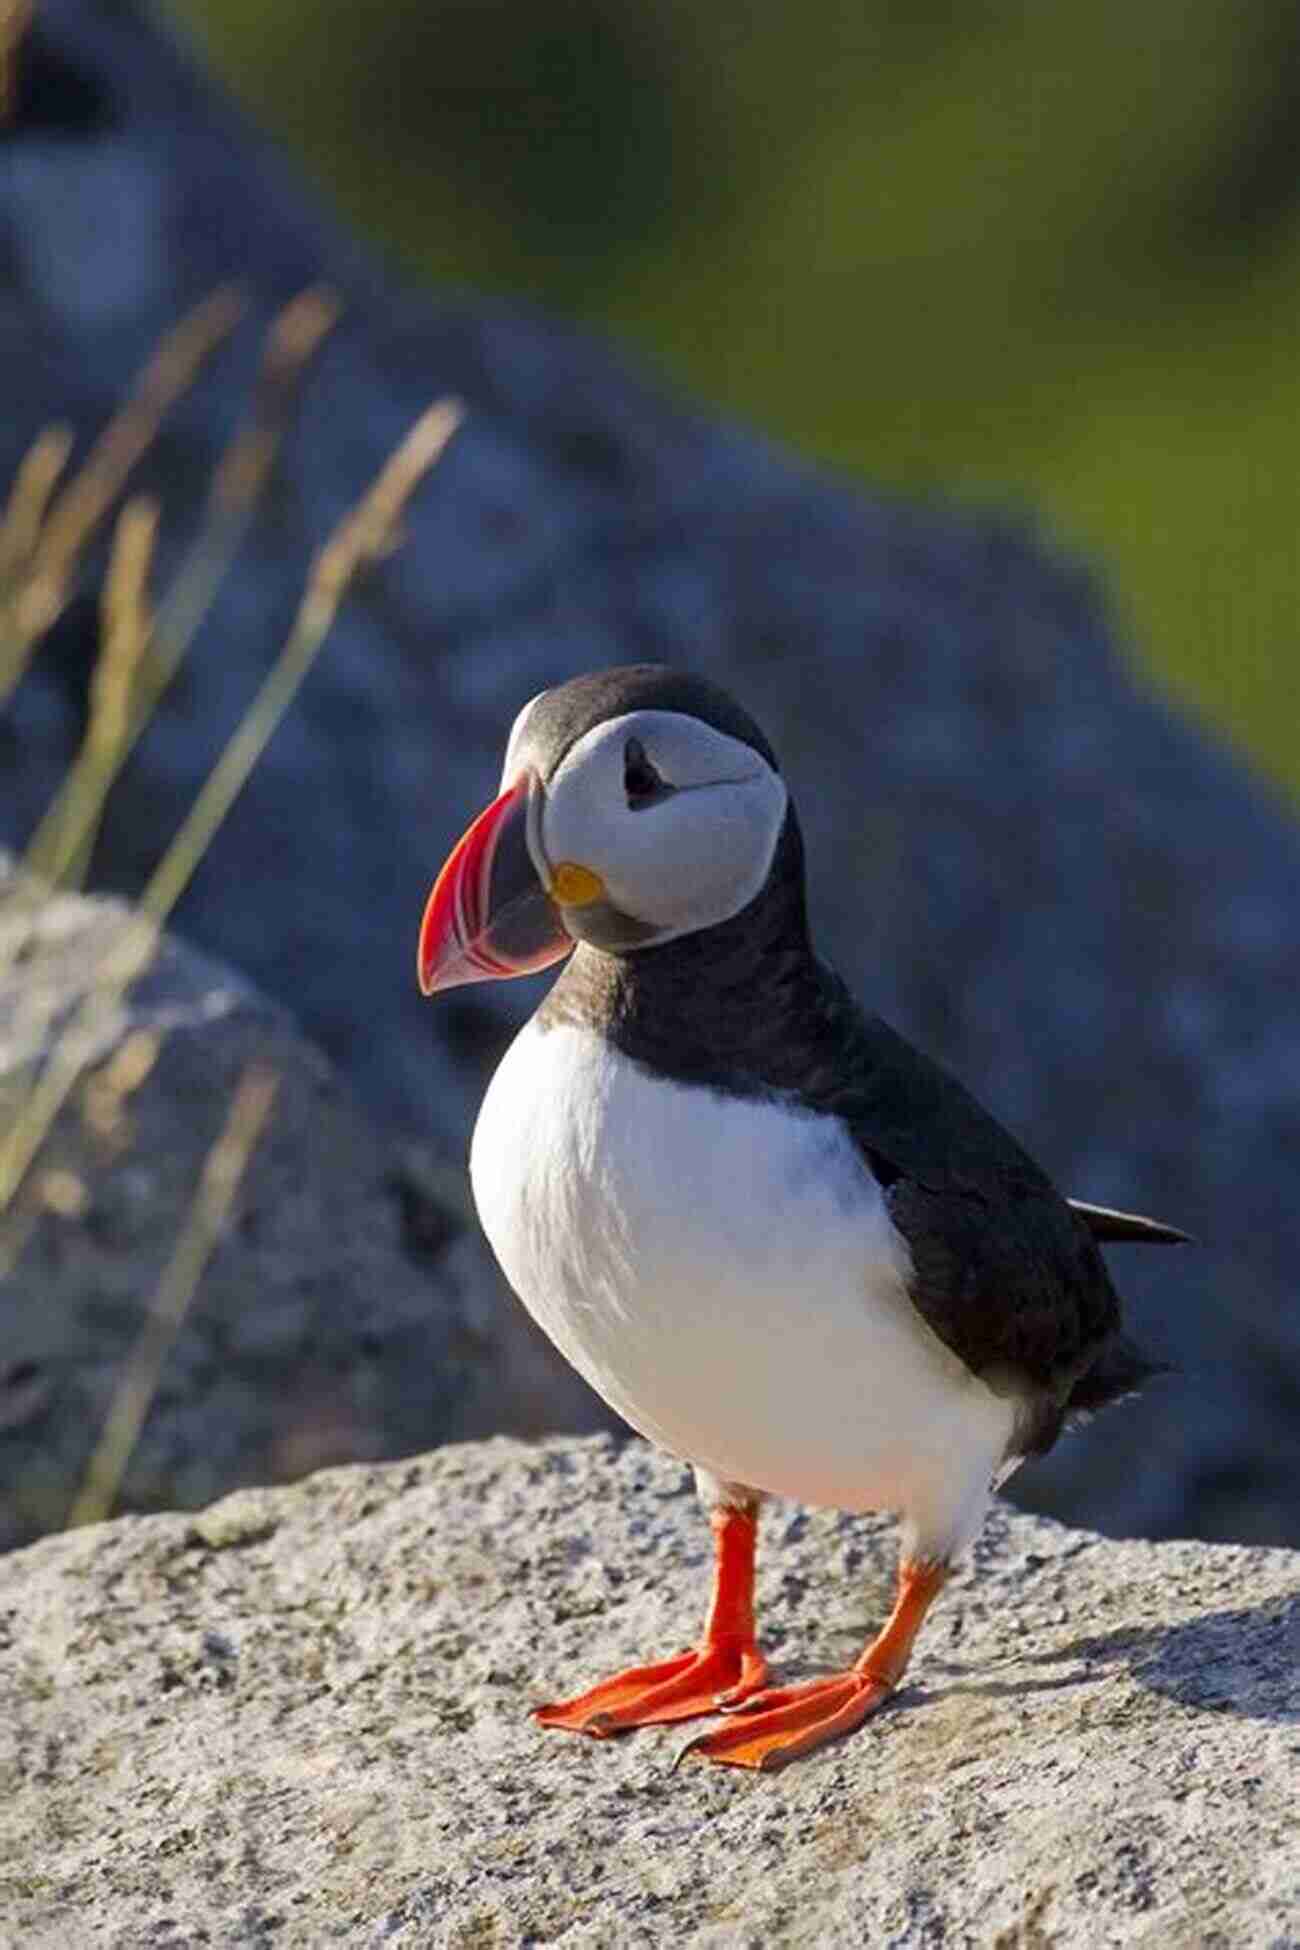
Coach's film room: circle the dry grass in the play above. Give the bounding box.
[1,283,465,1526]
[0,426,74,596]
[22,285,341,895]
[137,395,461,926]
[0,0,30,126]
[67,1065,281,1528]
[0,287,246,709]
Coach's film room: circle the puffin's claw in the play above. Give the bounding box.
[534,1640,768,1736]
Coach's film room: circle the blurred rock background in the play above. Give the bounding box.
[1,1,1297,1552]
[176,0,1300,799]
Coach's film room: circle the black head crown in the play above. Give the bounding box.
[518,665,781,782]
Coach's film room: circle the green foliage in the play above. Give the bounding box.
[169,0,1300,796]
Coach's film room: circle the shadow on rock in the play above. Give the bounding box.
[1025,1593,1300,1723]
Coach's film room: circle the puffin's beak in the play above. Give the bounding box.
[418,772,574,995]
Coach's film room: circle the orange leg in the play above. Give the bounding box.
[682,1556,949,1772]
[535,1505,769,1737]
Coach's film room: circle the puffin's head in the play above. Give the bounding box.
[418,665,789,995]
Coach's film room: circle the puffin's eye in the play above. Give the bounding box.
[623,737,672,810]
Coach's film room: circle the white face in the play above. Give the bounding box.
[506,707,789,949]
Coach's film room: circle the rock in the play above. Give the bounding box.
[0,860,603,1554]
[2,3,1300,1546]
[1,1434,1296,1947]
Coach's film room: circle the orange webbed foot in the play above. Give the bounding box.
[536,1502,766,1737]
[680,1555,949,1772]
[534,1639,769,1736]
[679,1667,891,1770]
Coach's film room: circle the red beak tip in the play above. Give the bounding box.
[416,902,438,995]
[417,772,573,996]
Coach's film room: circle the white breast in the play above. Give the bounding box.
[471,1019,1019,1558]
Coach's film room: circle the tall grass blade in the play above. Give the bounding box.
[0,426,74,596]
[67,1064,280,1528]
[0,286,245,707]
[25,499,159,889]
[0,398,463,1214]
[18,286,341,897]
[141,397,463,922]
[0,0,30,125]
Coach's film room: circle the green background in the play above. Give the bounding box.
[166,0,1300,799]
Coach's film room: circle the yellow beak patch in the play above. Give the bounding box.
[548,861,605,907]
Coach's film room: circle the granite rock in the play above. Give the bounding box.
[1,1434,1296,1947]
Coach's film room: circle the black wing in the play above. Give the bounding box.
[803,977,1130,1404]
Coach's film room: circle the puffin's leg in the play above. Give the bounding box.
[681,1554,948,1772]
[534,1499,768,1737]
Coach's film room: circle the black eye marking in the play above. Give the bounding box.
[623,736,674,810]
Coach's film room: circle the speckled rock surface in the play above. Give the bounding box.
[3,3,1300,1548]
[1,1435,1295,1947]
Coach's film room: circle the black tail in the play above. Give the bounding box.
[1069,1198,1192,1246]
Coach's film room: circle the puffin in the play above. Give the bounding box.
[417,665,1183,1772]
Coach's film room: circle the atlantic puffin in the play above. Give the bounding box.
[418,666,1182,1772]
